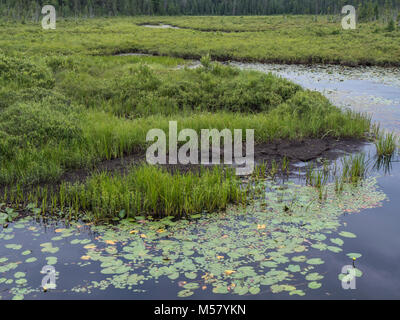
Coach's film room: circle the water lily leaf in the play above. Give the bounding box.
[212,286,229,294]
[46,257,58,265]
[286,264,301,273]
[292,256,307,262]
[327,246,342,253]
[305,272,324,281]
[308,281,322,289]
[330,238,344,246]
[184,283,199,290]
[339,231,357,238]
[185,272,197,280]
[177,289,194,297]
[5,244,22,250]
[306,258,324,265]
[234,285,248,295]
[249,286,261,295]
[289,289,305,296]
[14,272,26,278]
[168,272,180,280]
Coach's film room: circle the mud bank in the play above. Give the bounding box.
[58,137,366,184]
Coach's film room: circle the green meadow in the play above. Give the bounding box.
[1,15,399,65]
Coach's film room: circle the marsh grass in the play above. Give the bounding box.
[1,16,399,66]
[306,153,369,198]
[1,153,375,221]
[341,153,369,185]
[1,165,247,220]
[306,164,329,189]
[375,132,398,159]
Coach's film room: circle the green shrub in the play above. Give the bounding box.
[45,55,79,73]
[0,87,70,109]
[0,53,54,89]
[90,64,302,116]
[0,100,82,160]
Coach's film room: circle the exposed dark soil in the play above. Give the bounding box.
[60,137,367,184]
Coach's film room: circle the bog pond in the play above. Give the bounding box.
[1,63,399,300]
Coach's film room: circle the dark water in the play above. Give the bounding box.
[233,63,400,299]
[1,63,399,300]
[297,160,400,300]
[232,63,400,299]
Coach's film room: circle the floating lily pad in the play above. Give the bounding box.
[339,231,357,238]
[177,289,194,297]
[346,253,362,259]
[306,258,324,265]
[308,281,322,289]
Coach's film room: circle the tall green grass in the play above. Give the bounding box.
[375,132,398,158]
[341,153,368,185]
[1,165,247,220]
[306,153,369,199]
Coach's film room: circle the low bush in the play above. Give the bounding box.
[0,53,54,89]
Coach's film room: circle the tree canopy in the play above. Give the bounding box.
[0,0,398,20]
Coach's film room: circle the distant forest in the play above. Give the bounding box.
[1,0,399,20]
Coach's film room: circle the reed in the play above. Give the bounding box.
[1,165,247,221]
[375,132,398,159]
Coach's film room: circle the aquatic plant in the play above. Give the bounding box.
[341,153,369,185]
[375,132,398,159]
[1,165,247,220]
[0,207,18,225]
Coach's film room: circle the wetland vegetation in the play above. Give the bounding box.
[1,14,400,66]
[1,3,400,300]
[0,31,376,220]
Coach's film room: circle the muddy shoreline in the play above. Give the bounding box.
[59,137,367,185]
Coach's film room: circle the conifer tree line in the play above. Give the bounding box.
[1,0,399,20]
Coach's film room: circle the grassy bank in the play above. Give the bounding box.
[0,52,371,187]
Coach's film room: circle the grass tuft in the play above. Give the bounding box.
[375,132,398,159]
[2,165,247,220]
